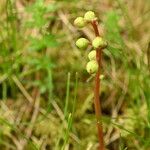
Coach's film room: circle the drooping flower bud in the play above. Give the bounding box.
[88,50,96,60]
[86,60,98,74]
[76,38,89,49]
[84,11,97,22]
[74,17,86,28]
[92,37,107,49]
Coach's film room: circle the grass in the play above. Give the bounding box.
[0,0,150,150]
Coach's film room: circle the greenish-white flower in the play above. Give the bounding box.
[92,37,107,49]
[76,38,89,49]
[86,60,98,74]
[88,50,96,60]
[84,11,97,22]
[74,17,86,28]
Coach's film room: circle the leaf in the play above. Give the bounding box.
[28,34,59,51]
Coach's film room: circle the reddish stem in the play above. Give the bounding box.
[91,20,105,150]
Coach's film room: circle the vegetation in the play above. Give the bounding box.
[0,0,150,150]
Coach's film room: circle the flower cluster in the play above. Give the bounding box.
[74,11,97,28]
[74,11,107,74]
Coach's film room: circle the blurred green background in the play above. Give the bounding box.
[0,0,150,150]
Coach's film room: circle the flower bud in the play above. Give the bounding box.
[74,17,86,28]
[86,60,98,74]
[84,11,97,22]
[76,38,89,49]
[92,37,107,49]
[88,50,96,60]
[100,75,105,80]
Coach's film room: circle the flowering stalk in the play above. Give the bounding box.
[74,11,107,150]
[92,20,105,150]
